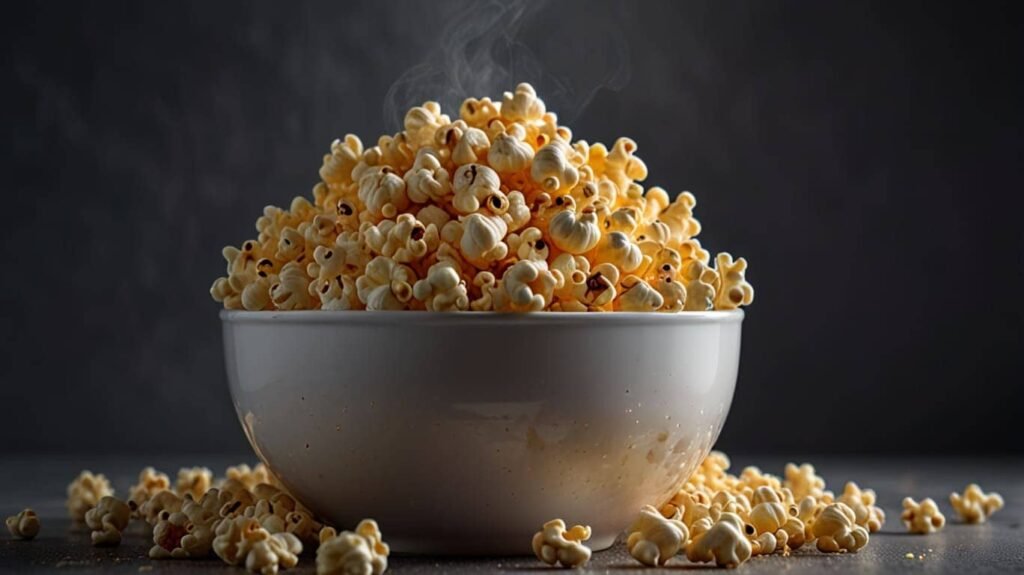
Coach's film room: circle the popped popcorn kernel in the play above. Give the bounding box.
[685,512,752,568]
[317,520,390,575]
[812,503,869,553]
[901,497,946,534]
[6,509,40,540]
[212,83,753,314]
[950,484,1004,524]
[128,467,171,517]
[175,467,214,501]
[66,470,113,522]
[85,496,131,547]
[150,489,222,559]
[140,490,184,526]
[213,515,302,574]
[532,518,592,568]
[626,505,689,566]
[838,481,886,533]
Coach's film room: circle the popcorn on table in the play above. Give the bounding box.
[6,508,40,540]
[84,496,131,546]
[532,518,592,568]
[901,497,946,535]
[66,470,113,522]
[317,520,390,575]
[211,83,753,313]
[950,484,1004,524]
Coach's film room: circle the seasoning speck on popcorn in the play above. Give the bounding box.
[211,83,753,313]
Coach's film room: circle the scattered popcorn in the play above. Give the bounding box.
[812,503,869,553]
[128,467,171,517]
[66,470,113,521]
[213,516,302,574]
[685,512,752,568]
[6,509,40,540]
[224,463,277,491]
[626,505,689,566]
[176,467,214,501]
[532,519,592,568]
[140,490,184,526]
[317,520,390,575]
[149,490,222,559]
[838,481,886,533]
[950,484,1004,524]
[901,497,946,534]
[85,496,130,547]
[211,84,753,313]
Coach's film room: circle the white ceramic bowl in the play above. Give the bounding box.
[221,310,743,555]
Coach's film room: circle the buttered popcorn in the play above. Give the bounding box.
[211,83,753,313]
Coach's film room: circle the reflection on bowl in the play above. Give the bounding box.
[222,310,743,555]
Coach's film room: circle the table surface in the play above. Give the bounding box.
[1,454,1021,574]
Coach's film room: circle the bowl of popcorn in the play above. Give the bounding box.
[213,83,754,554]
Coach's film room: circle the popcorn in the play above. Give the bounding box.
[626,505,689,566]
[140,490,184,526]
[84,496,130,546]
[356,256,416,310]
[150,490,223,559]
[128,467,171,517]
[548,207,601,254]
[901,497,946,535]
[66,470,113,521]
[614,276,664,312]
[784,462,831,501]
[838,482,886,533]
[317,520,390,575]
[532,519,592,568]
[950,484,1004,524]
[212,83,753,314]
[413,261,469,312]
[713,253,754,311]
[6,509,40,540]
[685,512,752,568]
[213,516,302,574]
[176,467,214,501]
[812,503,869,553]
[494,260,562,312]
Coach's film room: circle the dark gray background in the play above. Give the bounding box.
[2,0,1021,455]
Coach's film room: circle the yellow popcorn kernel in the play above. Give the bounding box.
[747,501,795,555]
[532,140,580,193]
[488,127,535,173]
[356,256,416,310]
[241,274,275,311]
[459,213,509,268]
[283,510,323,547]
[306,244,346,285]
[634,218,671,248]
[603,206,641,235]
[404,101,450,149]
[85,496,130,547]
[532,519,592,568]
[451,163,502,215]
[548,206,601,255]
[784,463,830,501]
[685,512,752,568]
[643,186,671,223]
[333,231,370,277]
[950,484,1004,524]
[813,502,869,553]
[176,467,213,501]
[681,259,717,311]
[839,482,886,533]
[414,204,451,231]
[270,262,314,310]
[501,82,546,123]
[317,520,389,575]
[66,470,113,522]
[275,227,305,262]
[243,499,288,534]
[614,276,663,312]
[575,263,621,308]
[369,214,440,264]
[459,96,500,128]
[449,125,491,166]
[373,132,415,173]
[901,497,946,535]
[319,135,364,189]
[626,505,689,566]
[502,190,531,232]
[404,148,451,204]
[128,467,171,517]
[604,137,648,194]
[150,489,222,559]
[469,271,497,311]
[507,227,549,262]
[5,509,40,540]
[494,260,562,312]
[218,479,256,519]
[210,276,241,310]
[140,490,184,526]
[214,516,302,573]
[591,231,643,273]
[713,253,754,311]
[357,166,409,220]
[314,274,359,311]
[413,261,469,312]
[660,191,702,245]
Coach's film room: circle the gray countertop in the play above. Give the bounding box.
[1,454,1021,574]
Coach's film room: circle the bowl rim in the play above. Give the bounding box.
[220,309,743,326]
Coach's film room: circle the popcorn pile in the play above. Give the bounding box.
[210,83,754,313]
[536,452,1008,569]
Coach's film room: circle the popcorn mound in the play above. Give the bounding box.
[210,83,754,312]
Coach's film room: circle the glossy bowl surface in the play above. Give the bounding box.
[222,310,743,554]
